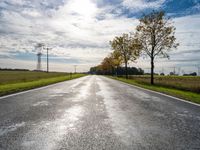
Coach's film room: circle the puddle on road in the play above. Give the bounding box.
[74,81,91,101]
[32,101,50,107]
[128,88,163,102]
[21,105,84,150]
[0,122,26,136]
[67,76,93,102]
[96,79,141,145]
[49,89,69,97]
[71,82,82,90]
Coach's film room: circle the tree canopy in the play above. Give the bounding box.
[110,33,141,78]
[135,11,179,84]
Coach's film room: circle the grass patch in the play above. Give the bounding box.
[0,73,86,96]
[0,71,70,85]
[117,75,200,93]
[109,76,200,104]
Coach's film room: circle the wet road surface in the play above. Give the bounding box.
[0,75,200,150]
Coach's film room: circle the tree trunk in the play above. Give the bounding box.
[116,67,118,77]
[112,67,114,76]
[125,62,128,79]
[151,57,154,84]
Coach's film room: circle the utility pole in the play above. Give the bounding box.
[198,66,200,76]
[162,67,164,73]
[173,67,176,75]
[47,48,49,73]
[44,47,52,73]
[177,67,181,76]
[74,65,77,74]
[182,69,185,75]
[196,65,200,76]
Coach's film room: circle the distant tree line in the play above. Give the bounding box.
[89,66,144,75]
[90,11,179,84]
[0,68,50,72]
[183,72,197,76]
[0,68,30,71]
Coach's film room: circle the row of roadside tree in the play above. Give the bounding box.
[90,11,179,85]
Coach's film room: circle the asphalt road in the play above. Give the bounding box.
[0,75,200,150]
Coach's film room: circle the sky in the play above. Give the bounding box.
[0,0,200,73]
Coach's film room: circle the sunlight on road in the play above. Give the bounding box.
[22,105,84,150]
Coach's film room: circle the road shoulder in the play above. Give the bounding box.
[0,74,86,98]
[107,76,200,106]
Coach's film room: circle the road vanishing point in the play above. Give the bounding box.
[0,75,199,150]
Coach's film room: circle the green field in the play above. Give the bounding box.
[117,75,200,93]
[0,71,69,85]
[110,75,200,104]
[0,71,86,96]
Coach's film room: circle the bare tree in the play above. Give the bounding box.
[135,11,179,84]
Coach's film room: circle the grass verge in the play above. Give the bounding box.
[109,76,200,104]
[0,74,86,96]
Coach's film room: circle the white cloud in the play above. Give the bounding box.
[122,0,165,11]
[174,14,200,52]
[22,9,42,17]
[0,58,92,72]
[0,0,139,70]
[9,0,26,5]
[134,14,200,74]
[0,0,199,73]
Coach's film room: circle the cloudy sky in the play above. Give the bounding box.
[0,0,200,73]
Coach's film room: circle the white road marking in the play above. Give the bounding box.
[0,76,87,100]
[106,77,200,107]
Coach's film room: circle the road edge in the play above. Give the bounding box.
[0,75,87,100]
[106,76,200,107]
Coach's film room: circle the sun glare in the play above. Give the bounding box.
[68,0,97,18]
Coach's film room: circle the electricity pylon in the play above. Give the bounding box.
[36,43,44,71]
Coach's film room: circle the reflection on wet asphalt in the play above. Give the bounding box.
[0,75,199,150]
